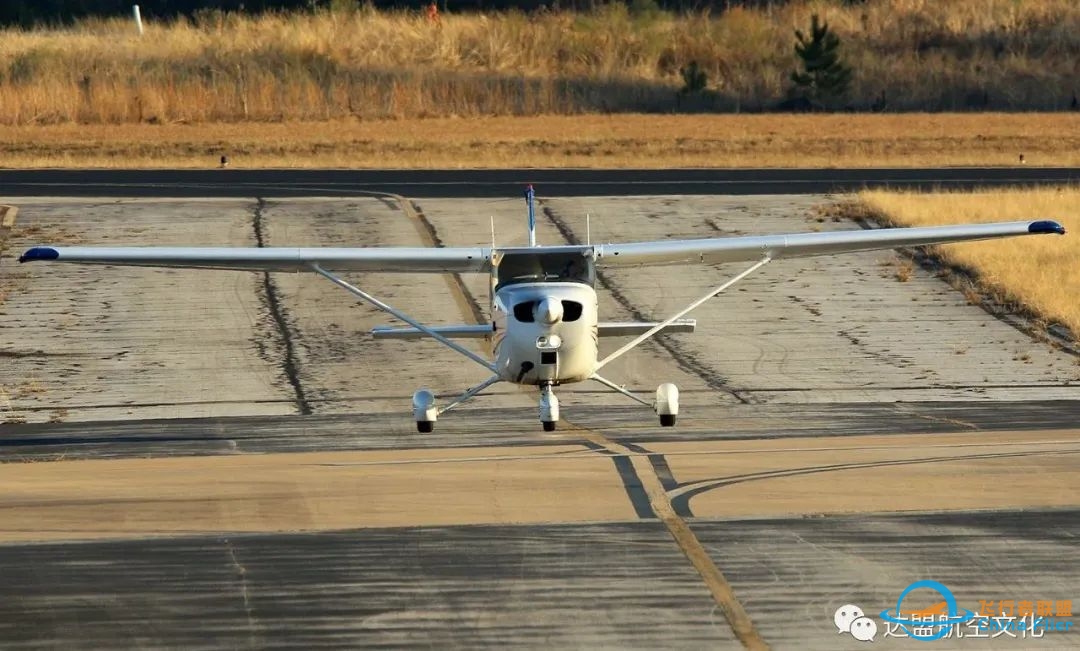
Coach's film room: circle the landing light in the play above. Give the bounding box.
[537,335,562,350]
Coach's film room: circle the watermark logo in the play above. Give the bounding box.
[879,580,976,642]
[834,604,877,643]
[834,581,1074,644]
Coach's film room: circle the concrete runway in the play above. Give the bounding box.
[1,190,1078,649]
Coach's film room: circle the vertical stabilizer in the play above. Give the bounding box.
[525,184,537,247]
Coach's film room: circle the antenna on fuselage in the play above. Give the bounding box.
[525,184,537,247]
[490,215,496,247]
[586,213,591,246]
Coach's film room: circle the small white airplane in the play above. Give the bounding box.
[19,187,1064,432]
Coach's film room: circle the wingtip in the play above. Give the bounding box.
[1029,220,1066,235]
[18,246,59,263]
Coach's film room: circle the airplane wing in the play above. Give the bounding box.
[18,246,490,273]
[369,320,699,339]
[594,220,1065,267]
[17,221,1064,272]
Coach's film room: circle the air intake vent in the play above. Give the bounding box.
[561,300,583,322]
[513,301,536,322]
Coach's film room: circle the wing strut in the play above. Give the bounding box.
[590,373,652,407]
[438,375,502,415]
[309,264,496,373]
[595,255,772,371]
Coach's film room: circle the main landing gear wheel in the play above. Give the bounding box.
[655,383,679,428]
[542,421,557,432]
[412,389,437,434]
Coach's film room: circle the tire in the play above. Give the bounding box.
[542,421,557,432]
[659,414,677,427]
[417,420,434,433]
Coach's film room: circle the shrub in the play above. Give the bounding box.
[679,60,706,95]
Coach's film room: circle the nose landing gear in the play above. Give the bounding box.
[539,383,560,432]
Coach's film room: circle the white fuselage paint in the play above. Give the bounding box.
[492,282,598,385]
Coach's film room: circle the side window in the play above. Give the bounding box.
[561,300,583,322]
[513,301,536,322]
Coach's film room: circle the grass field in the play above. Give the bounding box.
[3,113,1080,169]
[1,0,1078,125]
[857,187,1080,340]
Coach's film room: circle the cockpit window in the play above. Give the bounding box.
[496,251,594,290]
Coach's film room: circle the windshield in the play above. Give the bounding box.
[496,252,594,289]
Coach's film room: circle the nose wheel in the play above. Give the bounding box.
[539,383,560,431]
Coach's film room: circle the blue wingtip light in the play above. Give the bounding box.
[1029,220,1066,235]
[18,247,60,263]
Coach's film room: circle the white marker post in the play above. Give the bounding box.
[132,5,144,36]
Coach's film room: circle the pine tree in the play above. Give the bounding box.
[790,14,852,109]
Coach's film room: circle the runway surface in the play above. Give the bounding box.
[4,400,1080,461]
[1,509,1076,649]
[0,167,1079,197]
[0,409,1077,650]
[1,186,1078,649]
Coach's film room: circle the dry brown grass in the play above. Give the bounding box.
[2,113,1079,168]
[1,0,1079,124]
[894,260,914,283]
[860,186,1080,338]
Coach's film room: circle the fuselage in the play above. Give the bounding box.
[492,282,598,385]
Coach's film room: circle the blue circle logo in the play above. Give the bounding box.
[879,580,977,642]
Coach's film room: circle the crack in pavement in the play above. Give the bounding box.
[403,199,486,326]
[224,538,260,648]
[252,197,312,416]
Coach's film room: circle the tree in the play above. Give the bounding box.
[678,61,706,96]
[790,13,851,109]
